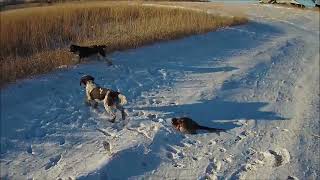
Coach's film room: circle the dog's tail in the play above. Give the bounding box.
[96,45,107,57]
[197,125,226,135]
[118,94,127,106]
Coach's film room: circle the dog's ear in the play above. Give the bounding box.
[80,75,95,86]
[80,79,85,86]
[171,118,178,124]
[70,44,76,52]
[87,75,94,82]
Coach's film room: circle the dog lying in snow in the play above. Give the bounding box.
[171,117,226,134]
[70,44,112,65]
[80,75,127,122]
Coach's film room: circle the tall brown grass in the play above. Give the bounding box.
[0,1,248,86]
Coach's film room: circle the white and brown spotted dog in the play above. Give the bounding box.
[80,75,127,122]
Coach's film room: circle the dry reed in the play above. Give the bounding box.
[0,1,248,86]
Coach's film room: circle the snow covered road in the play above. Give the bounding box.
[1,3,319,180]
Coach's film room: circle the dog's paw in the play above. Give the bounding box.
[84,101,91,106]
[92,102,98,109]
[106,59,113,66]
[109,116,116,123]
[121,111,127,120]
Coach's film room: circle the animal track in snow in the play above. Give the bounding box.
[26,145,33,154]
[268,149,290,167]
[234,130,257,143]
[192,156,198,161]
[223,154,233,163]
[152,99,162,105]
[165,145,184,160]
[234,135,244,142]
[44,154,61,170]
[166,145,178,154]
[103,141,111,153]
[246,148,290,168]
[233,147,290,179]
[127,123,159,140]
[219,147,226,153]
[208,140,217,146]
[199,174,218,180]
[287,175,299,180]
[57,136,65,145]
[172,161,186,168]
[199,158,221,180]
[241,130,256,137]
[147,113,157,119]
[209,158,222,172]
[182,139,198,148]
[132,111,145,117]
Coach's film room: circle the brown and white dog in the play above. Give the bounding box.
[80,75,127,122]
[171,117,226,134]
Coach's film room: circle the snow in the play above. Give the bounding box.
[1,2,319,180]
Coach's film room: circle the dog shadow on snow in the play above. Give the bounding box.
[78,129,186,180]
[137,98,287,130]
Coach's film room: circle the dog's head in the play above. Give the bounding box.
[171,118,179,127]
[80,75,95,86]
[70,44,80,53]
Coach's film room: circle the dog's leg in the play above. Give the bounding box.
[77,56,82,63]
[99,49,106,57]
[85,89,98,108]
[86,89,92,104]
[84,98,98,108]
[116,104,126,120]
[105,105,116,123]
[104,96,116,122]
[121,108,126,120]
[99,49,112,66]
[84,91,91,106]
[106,58,113,66]
[91,100,98,108]
[84,98,91,106]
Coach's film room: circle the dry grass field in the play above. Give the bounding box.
[0,0,209,11]
[0,1,248,86]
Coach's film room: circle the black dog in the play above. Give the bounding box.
[69,44,112,65]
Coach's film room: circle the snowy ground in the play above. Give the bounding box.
[1,2,319,180]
